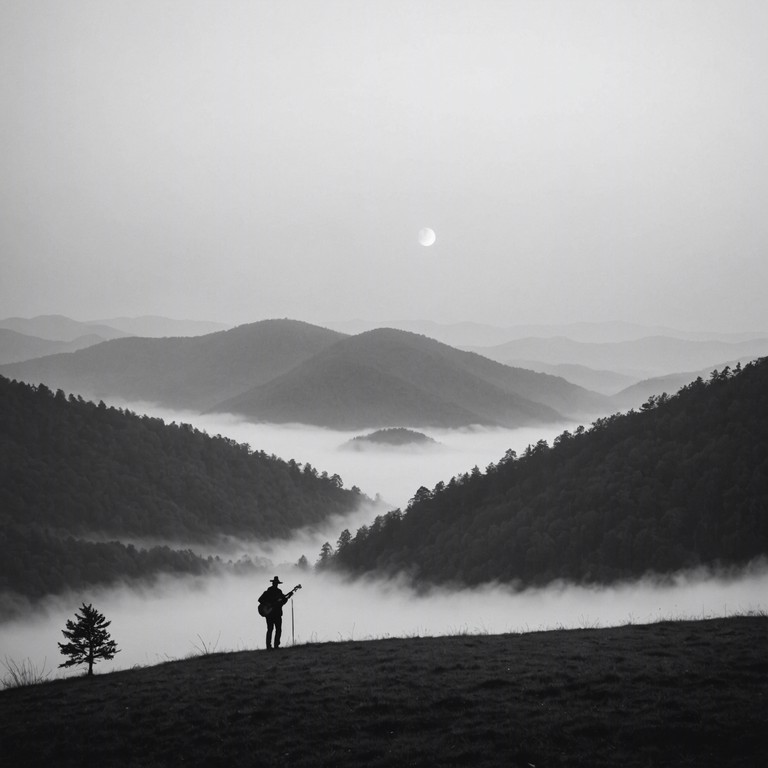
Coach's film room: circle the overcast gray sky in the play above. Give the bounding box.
[2,0,767,332]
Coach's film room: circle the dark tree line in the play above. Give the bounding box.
[332,360,768,587]
[0,375,365,542]
[0,523,265,616]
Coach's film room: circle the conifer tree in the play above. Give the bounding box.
[58,603,120,676]
[316,541,333,568]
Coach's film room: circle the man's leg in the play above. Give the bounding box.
[274,616,282,648]
[266,617,274,649]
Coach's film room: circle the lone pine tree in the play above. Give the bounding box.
[58,602,120,676]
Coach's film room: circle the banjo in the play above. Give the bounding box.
[258,584,302,617]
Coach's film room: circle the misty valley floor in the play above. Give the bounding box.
[1,616,766,768]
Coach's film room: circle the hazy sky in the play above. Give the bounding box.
[2,1,767,331]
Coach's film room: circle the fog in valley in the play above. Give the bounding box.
[150,405,582,510]
[2,404,767,681]
[2,564,766,679]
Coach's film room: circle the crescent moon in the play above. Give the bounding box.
[418,227,436,247]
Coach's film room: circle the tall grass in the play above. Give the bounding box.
[1,656,51,690]
[189,632,221,656]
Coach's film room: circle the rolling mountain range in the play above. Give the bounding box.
[0,314,229,342]
[0,321,612,428]
[511,361,638,395]
[0,320,346,412]
[325,318,768,346]
[0,315,130,343]
[4,314,766,423]
[208,328,609,428]
[0,329,112,366]
[0,314,233,365]
[4,315,763,428]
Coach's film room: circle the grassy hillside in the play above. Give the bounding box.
[212,328,604,428]
[0,319,346,410]
[333,359,768,586]
[1,616,765,767]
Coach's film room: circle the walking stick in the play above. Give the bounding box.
[291,597,295,646]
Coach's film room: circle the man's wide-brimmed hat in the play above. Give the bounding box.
[271,576,282,584]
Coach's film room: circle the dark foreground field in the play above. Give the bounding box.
[1,616,766,767]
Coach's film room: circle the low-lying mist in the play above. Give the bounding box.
[90,401,584,565]
[4,401,765,684]
[106,400,580,510]
[2,565,766,680]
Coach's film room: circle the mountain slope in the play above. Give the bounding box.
[0,320,346,410]
[333,359,768,586]
[210,328,604,428]
[212,355,493,428]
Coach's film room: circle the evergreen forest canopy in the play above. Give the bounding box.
[331,359,768,587]
[0,376,366,611]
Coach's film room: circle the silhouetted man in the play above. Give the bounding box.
[258,576,286,650]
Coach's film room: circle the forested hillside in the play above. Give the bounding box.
[0,527,248,611]
[0,376,366,610]
[332,359,768,586]
[1,375,364,540]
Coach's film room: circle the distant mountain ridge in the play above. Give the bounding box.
[208,327,608,428]
[93,315,231,337]
[0,314,128,342]
[0,320,347,411]
[1,321,612,429]
[0,314,230,341]
[469,335,768,378]
[511,360,638,395]
[325,319,768,346]
[0,315,234,365]
[0,329,110,365]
